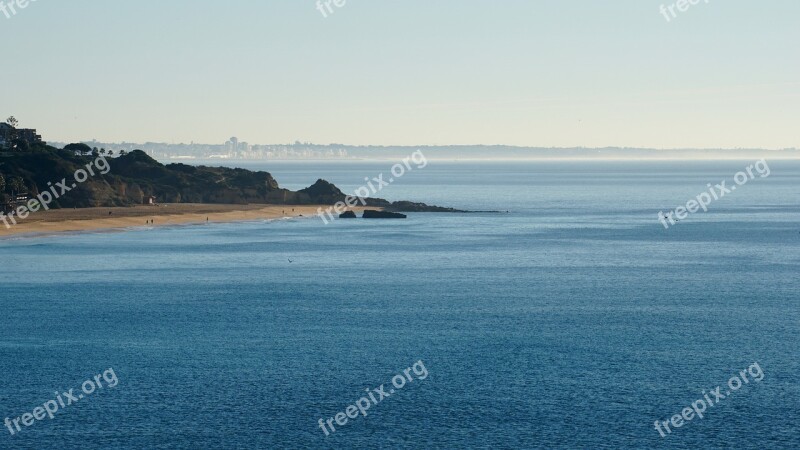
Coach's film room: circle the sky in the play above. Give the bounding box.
[1,0,798,149]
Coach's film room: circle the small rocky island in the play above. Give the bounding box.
[339,210,407,219]
[362,210,407,219]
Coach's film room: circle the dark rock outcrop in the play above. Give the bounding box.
[0,146,462,213]
[298,179,344,201]
[384,201,464,213]
[363,210,407,219]
[339,211,357,219]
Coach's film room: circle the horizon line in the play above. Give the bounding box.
[46,140,800,152]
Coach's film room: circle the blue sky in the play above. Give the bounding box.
[2,0,798,148]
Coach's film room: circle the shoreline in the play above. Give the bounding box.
[0,204,370,239]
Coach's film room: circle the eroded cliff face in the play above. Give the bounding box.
[2,148,460,212]
[2,149,287,207]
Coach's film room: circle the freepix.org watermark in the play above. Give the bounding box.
[653,362,764,438]
[658,159,770,229]
[4,368,119,436]
[1,154,111,229]
[0,0,38,20]
[317,150,428,224]
[317,360,428,437]
[315,0,346,18]
[660,0,710,23]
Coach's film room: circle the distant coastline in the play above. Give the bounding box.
[45,141,800,162]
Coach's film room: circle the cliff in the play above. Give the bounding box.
[0,146,461,212]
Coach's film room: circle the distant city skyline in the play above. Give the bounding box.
[2,1,799,150]
[45,137,800,162]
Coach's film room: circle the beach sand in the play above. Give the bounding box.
[0,204,371,238]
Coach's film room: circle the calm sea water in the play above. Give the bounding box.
[1,161,798,449]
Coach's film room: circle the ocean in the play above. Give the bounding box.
[1,160,798,449]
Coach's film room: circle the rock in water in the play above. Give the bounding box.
[339,211,357,219]
[362,210,407,219]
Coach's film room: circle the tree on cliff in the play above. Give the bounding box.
[6,116,18,128]
[64,143,92,155]
[12,139,31,152]
[9,177,26,195]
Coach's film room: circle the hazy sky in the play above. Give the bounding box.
[2,0,798,148]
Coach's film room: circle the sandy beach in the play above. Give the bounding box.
[0,204,370,238]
